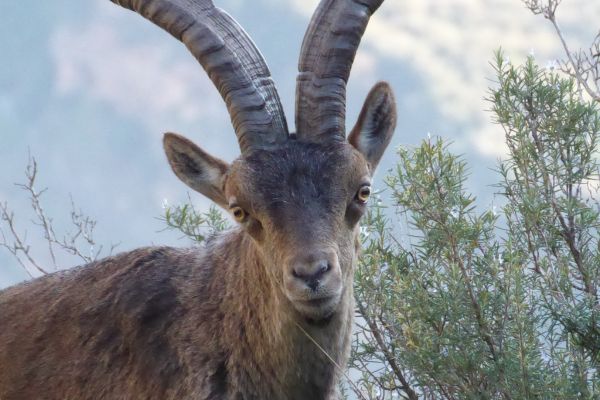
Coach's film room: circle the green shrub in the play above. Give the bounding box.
[351,53,600,399]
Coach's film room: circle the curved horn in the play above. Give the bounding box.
[295,0,384,142]
[111,0,289,152]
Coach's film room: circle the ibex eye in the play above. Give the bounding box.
[231,206,247,223]
[356,185,371,204]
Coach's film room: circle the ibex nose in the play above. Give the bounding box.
[290,253,336,291]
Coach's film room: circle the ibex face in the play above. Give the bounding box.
[164,83,395,321]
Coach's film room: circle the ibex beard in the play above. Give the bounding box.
[0,0,396,399]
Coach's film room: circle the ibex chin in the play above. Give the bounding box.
[0,0,396,399]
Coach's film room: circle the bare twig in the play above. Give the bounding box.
[524,0,600,102]
[0,201,48,276]
[0,155,118,277]
[293,320,370,400]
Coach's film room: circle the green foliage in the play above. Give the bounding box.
[162,200,229,244]
[351,53,600,399]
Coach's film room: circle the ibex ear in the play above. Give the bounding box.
[348,82,397,171]
[163,133,229,209]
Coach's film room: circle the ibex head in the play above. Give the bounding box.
[116,0,395,321]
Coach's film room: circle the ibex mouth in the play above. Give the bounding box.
[303,296,335,307]
[291,293,341,321]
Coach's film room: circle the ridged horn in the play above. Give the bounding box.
[295,0,384,142]
[111,0,289,152]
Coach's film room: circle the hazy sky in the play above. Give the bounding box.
[1,0,598,286]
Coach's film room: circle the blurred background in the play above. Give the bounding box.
[1,0,598,286]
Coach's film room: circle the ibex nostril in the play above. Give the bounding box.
[316,262,329,276]
[292,259,331,290]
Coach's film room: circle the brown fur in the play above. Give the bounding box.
[0,234,353,399]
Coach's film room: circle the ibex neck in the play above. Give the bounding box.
[211,228,354,399]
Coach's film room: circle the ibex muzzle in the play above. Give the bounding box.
[286,247,342,319]
[0,0,396,398]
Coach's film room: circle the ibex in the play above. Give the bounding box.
[0,0,396,399]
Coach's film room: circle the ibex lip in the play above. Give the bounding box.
[288,286,342,305]
[291,293,341,321]
[302,296,335,307]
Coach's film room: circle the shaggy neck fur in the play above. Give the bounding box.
[205,229,355,399]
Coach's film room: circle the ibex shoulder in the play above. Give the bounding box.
[0,245,230,399]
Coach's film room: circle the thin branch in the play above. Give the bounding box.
[524,0,600,101]
[356,299,419,400]
[0,156,118,277]
[293,320,370,400]
[0,201,48,275]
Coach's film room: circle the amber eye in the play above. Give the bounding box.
[231,206,247,223]
[356,185,371,204]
